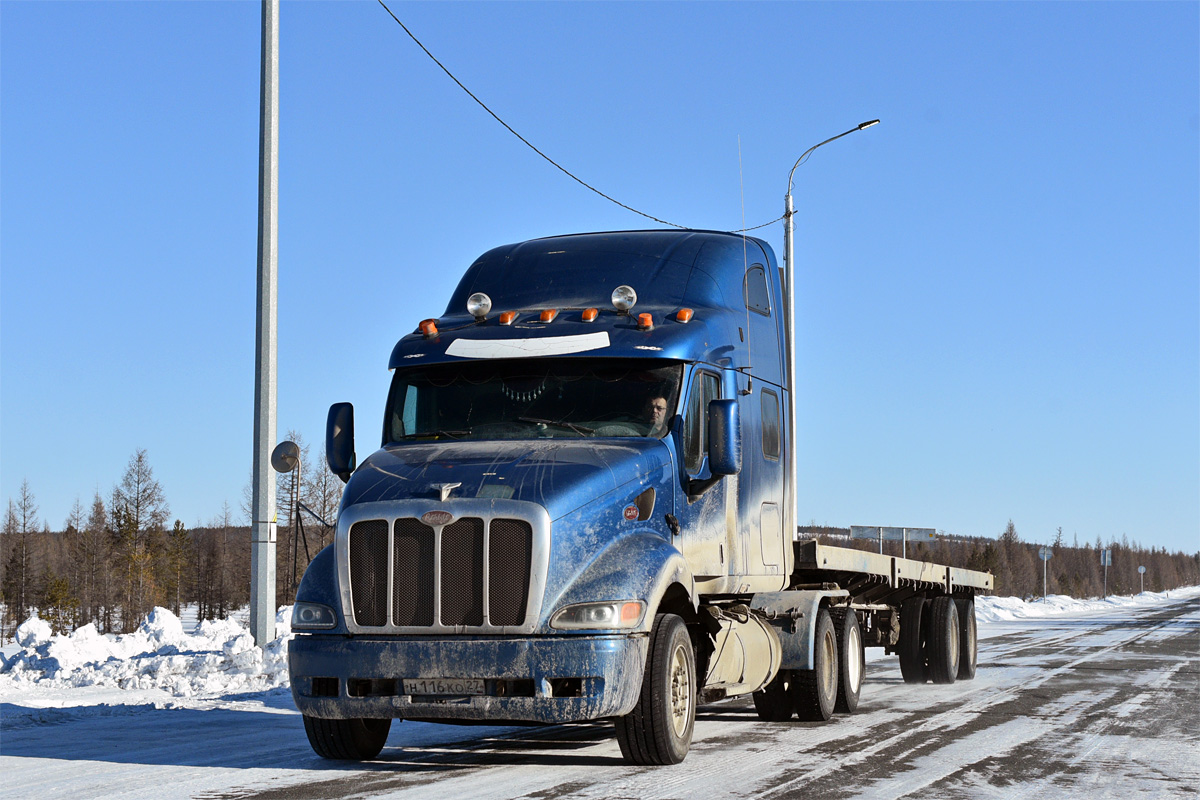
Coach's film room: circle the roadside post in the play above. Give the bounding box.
[1039,546,1052,600]
[1138,565,1146,593]
[1101,549,1112,597]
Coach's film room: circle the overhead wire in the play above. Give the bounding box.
[374,0,783,235]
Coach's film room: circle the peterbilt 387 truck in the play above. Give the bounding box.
[288,229,993,765]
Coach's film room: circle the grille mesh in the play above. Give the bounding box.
[440,518,484,626]
[488,519,533,626]
[348,520,389,626]
[392,519,435,626]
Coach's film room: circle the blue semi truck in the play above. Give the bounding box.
[288,230,992,764]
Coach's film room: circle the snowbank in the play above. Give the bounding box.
[0,606,293,698]
[975,585,1200,623]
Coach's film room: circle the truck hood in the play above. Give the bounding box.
[342,438,672,522]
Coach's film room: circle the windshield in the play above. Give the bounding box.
[385,359,683,442]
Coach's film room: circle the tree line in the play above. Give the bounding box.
[4,446,1198,640]
[0,432,339,639]
[803,520,1200,599]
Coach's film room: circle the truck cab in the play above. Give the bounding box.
[288,230,987,765]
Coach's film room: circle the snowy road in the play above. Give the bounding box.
[3,592,1198,799]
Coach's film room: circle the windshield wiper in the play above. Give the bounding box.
[517,417,595,436]
[398,429,471,440]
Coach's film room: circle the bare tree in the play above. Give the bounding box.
[2,481,41,632]
[113,449,169,630]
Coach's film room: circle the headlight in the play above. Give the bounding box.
[292,602,337,630]
[550,600,645,630]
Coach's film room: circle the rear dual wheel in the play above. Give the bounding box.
[900,595,968,684]
[793,609,838,721]
[830,608,864,713]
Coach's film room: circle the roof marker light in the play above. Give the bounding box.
[499,311,517,325]
[676,308,694,323]
[467,292,492,322]
[581,308,599,323]
[540,309,559,323]
[419,318,439,338]
[637,313,653,331]
[611,285,637,314]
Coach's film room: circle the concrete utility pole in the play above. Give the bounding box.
[250,0,280,646]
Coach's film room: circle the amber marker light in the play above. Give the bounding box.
[637,313,653,330]
[581,307,599,322]
[540,309,559,323]
[675,308,694,323]
[419,318,439,338]
[499,311,517,325]
[620,602,643,625]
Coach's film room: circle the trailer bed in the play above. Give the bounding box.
[792,539,992,606]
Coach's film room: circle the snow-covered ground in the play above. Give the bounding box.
[2,587,1197,799]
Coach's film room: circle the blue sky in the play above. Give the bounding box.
[2,1,1196,554]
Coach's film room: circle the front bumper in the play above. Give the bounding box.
[289,633,647,723]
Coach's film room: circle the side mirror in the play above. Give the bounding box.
[708,399,741,477]
[326,402,356,483]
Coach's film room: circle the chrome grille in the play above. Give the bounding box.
[348,520,389,627]
[488,519,533,626]
[441,518,484,626]
[392,518,434,626]
[343,508,541,632]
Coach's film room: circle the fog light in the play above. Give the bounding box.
[611,285,637,314]
[467,292,492,322]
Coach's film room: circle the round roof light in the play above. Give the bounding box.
[466,292,492,321]
[611,285,637,314]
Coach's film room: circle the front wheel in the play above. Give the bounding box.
[303,715,391,760]
[616,613,696,765]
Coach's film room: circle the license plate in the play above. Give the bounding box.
[403,678,486,696]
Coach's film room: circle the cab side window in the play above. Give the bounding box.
[685,371,721,472]
[761,388,780,460]
[744,264,771,316]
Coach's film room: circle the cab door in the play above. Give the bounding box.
[673,365,739,593]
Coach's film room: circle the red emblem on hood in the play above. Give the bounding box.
[623,505,639,521]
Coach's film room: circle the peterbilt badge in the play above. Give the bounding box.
[421,510,455,527]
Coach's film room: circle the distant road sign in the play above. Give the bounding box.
[850,526,936,542]
[1101,549,1113,566]
[1138,565,1147,574]
[1039,546,1052,561]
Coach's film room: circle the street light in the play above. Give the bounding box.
[780,120,879,554]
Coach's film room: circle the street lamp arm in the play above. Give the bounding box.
[787,119,880,197]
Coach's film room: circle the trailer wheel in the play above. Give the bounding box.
[752,669,797,721]
[830,608,864,713]
[616,613,695,765]
[302,715,391,760]
[898,596,928,684]
[792,608,837,721]
[957,597,978,680]
[927,596,960,684]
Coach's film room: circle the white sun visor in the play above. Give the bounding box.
[445,331,611,359]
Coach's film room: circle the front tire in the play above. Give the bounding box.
[793,608,838,721]
[302,715,391,760]
[830,608,864,713]
[616,613,696,765]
